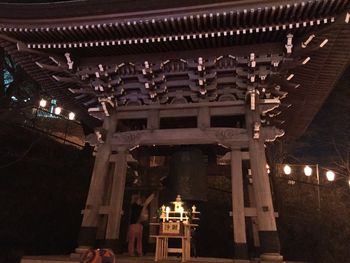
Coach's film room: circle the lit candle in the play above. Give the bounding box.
[166,206,170,221]
[161,205,166,222]
[179,207,184,221]
[192,205,196,213]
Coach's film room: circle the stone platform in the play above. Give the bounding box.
[20,254,306,263]
[20,255,252,263]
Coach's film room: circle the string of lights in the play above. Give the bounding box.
[38,98,75,120]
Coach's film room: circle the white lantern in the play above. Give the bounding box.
[39,99,47,108]
[304,165,312,176]
[283,165,292,175]
[54,107,62,115]
[326,170,335,182]
[68,112,75,120]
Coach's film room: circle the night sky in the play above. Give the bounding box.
[293,66,350,166]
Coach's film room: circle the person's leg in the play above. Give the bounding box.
[128,224,137,256]
[136,224,143,256]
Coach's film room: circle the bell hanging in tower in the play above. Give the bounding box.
[168,147,207,201]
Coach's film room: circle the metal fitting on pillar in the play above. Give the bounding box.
[246,88,259,111]
[253,122,260,139]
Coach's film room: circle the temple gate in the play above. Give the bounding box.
[75,56,285,260]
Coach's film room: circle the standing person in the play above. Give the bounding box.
[128,192,155,257]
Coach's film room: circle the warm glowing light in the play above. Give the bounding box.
[39,99,47,108]
[283,165,292,175]
[326,170,335,181]
[54,107,62,115]
[179,207,184,221]
[161,205,166,222]
[192,205,197,213]
[304,165,312,176]
[165,206,170,221]
[68,112,75,120]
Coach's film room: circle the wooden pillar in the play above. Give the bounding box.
[248,178,261,257]
[197,106,210,129]
[231,150,249,259]
[77,116,117,250]
[245,92,282,261]
[104,151,128,251]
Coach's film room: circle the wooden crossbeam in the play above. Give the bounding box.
[111,128,248,149]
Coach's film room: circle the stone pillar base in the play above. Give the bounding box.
[78,226,97,247]
[75,246,91,254]
[260,253,284,262]
[259,231,280,254]
[234,243,249,260]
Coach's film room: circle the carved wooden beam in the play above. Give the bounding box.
[52,75,82,84]
[111,128,248,149]
[259,98,280,114]
[35,61,68,73]
[260,126,285,142]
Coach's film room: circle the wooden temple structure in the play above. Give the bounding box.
[1,0,350,262]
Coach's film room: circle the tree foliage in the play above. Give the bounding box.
[1,54,40,109]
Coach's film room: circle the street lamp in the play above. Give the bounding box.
[278,164,340,210]
[304,165,312,176]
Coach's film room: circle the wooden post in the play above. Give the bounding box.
[77,115,117,250]
[245,92,282,261]
[149,192,159,244]
[248,178,261,257]
[231,150,248,259]
[104,151,128,251]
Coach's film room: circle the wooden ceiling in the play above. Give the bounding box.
[0,0,349,138]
